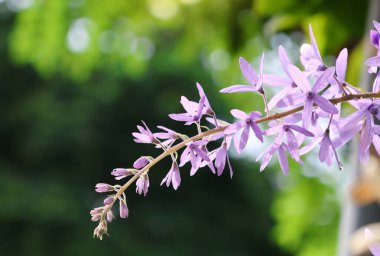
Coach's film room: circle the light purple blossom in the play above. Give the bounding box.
[300,24,326,74]
[266,45,299,109]
[285,64,338,128]
[111,168,134,180]
[133,156,150,169]
[319,129,343,169]
[220,54,265,94]
[169,96,205,125]
[136,173,150,196]
[119,199,129,218]
[154,126,180,146]
[161,162,181,190]
[132,121,158,144]
[258,123,313,174]
[214,137,233,177]
[179,140,210,175]
[95,183,113,193]
[224,109,263,152]
[339,99,380,162]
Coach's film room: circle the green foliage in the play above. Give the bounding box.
[272,171,340,256]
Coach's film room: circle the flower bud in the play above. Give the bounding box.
[119,199,129,218]
[95,183,113,193]
[103,196,114,205]
[133,156,150,169]
[106,210,114,223]
[111,168,134,180]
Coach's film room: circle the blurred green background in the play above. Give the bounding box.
[0,0,370,255]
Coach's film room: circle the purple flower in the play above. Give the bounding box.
[119,199,129,218]
[133,156,150,169]
[90,207,103,221]
[136,173,149,196]
[258,123,313,174]
[370,20,380,49]
[154,126,180,146]
[95,183,114,193]
[196,82,215,116]
[132,121,158,144]
[161,162,181,190]
[224,109,263,152]
[300,24,326,74]
[266,45,299,109]
[285,64,338,128]
[179,140,211,175]
[169,96,205,125]
[339,99,380,162]
[111,168,134,180]
[214,137,233,177]
[257,134,293,176]
[220,54,265,94]
[319,129,343,169]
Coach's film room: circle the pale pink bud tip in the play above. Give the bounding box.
[111,168,134,180]
[95,183,113,193]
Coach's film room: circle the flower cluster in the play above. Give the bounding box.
[91,22,380,240]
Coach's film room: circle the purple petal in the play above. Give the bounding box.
[250,122,263,142]
[309,23,323,62]
[278,45,291,76]
[215,145,227,176]
[286,131,300,160]
[336,48,347,81]
[190,149,197,169]
[220,85,257,93]
[340,109,366,130]
[171,163,181,190]
[193,146,211,162]
[313,95,339,114]
[231,109,248,119]
[288,125,314,137]
[265,125,284,136]
[195,96,205,121]
[268,87,293,110]
[366,56,380,67]
[277,92,306,108]
[259,53,264,78]
[374,20,380,33]
[302,99,313,128]
[278,145,289,176]
[287,64,311,92]
[312,67,335,93]
[239,124,250,151]
[239,57,259,85]
[168,113,192,122]
[360,113,374,153]
[319,135,330,162]
[263,74,292,87]
[224,121,243,135]
[180,96,198,114]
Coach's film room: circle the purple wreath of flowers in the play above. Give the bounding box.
[91,22,380,240]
